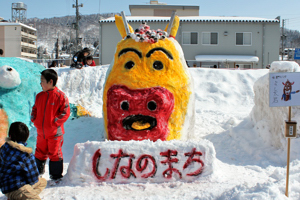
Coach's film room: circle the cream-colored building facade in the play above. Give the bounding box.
[0,22,37,59]
[99,1,280,68]
[129,1,199,17]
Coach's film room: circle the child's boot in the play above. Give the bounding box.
[49,159,63,180]
[35,157,46,175]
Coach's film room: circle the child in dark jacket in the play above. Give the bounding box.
[0,122,47,200]
[31,69,70,184]
[71,47,90,69]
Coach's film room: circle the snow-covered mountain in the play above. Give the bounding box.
[26,13,116,55]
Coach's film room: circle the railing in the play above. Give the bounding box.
[21,52,37,59]
[21,42,37,49]
[32,57,100,68]
[32,59,72,68]
[21,31,37,40]
[186,60,257,69]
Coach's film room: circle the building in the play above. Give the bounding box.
[0,22,37,59]
[129,1,199,17]
[99,16,280,68]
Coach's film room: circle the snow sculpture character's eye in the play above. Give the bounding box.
[147,101,157,111]
[0,65,21,89]
[125,61,135,70]
[153,61,163,70]
[121,100,129,111]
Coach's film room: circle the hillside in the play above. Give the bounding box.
[26,13,116,57]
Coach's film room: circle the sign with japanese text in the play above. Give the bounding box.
[294,48,300,60]
[67,140,215,184]
[269,72,300,107]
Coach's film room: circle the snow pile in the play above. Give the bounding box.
[55,65,109,118]
[189,68,268,138]
[1,65,299,199]
[270,61,300,73]
[67,140,215,184]
[250,61,300,151]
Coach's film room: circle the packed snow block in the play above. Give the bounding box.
[66,140,215,184]
[250,61,300,149]
[103,15,195,142]
[55,66,108,117]
[0,58,45,147]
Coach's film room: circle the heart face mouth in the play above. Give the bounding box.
[123,114,157,131]
[106,85,174,141]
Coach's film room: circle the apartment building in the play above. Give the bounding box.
[0,22,37,59]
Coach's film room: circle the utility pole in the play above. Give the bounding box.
[73,0,83,52]
[66,23,72,55]
[56,32,59,59]
[281,19,286,61]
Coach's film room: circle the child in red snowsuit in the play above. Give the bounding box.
[86,55,96,66]
[31,69,70,182]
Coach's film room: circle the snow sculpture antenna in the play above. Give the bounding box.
[121,11,131,36]
[166,11,176,35]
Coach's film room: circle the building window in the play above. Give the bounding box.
[183,32,198,45]
[202,32,218,45]
[236,32,252,45]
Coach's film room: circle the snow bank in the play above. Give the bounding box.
[66,139,215,184]
[270,61,300,73]
[250,61,300,151]
[1,64,299,199]
[55,65,109,118]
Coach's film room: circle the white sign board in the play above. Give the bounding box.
[269,72,300,107]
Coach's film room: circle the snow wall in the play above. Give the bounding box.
[66,139,216,184]
[250,61,300,150]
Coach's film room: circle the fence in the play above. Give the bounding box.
[33,59,72,68]
[33,57,100,68]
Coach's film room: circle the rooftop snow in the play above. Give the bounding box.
[0,22,37,31]
[100,16,279,23]
[195,55,259,63]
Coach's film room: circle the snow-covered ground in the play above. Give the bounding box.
[1,64,300,200]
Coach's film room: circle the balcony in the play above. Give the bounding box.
[21,31,37,40]
[21,42,37,49]
[21,52,37,59]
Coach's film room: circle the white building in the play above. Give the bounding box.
[0,22,37,59]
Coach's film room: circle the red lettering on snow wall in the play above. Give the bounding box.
[92,148,204,181]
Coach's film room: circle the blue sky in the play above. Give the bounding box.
[1,0,300,31]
